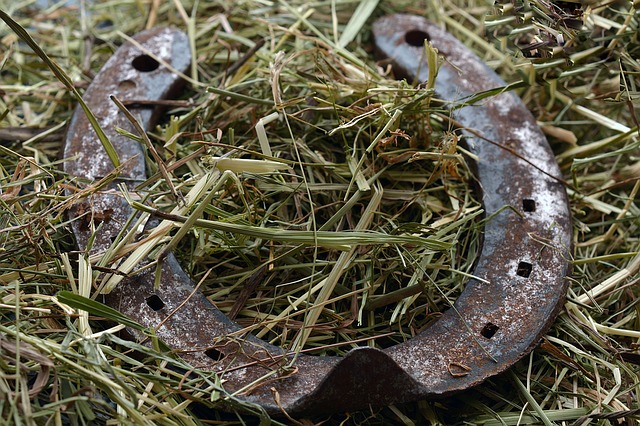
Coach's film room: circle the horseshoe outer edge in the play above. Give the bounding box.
[64,15,572,416]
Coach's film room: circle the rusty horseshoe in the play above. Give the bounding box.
[63,14,572,416]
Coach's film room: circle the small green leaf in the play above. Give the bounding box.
[338,0,380,48]
[57,291,145,331]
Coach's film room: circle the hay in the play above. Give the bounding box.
[0,0,638,424]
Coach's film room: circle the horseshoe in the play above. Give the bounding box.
[64,14,572,416]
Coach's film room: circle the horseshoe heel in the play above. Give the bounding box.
[371,13,572,397]
[64,16,572,416]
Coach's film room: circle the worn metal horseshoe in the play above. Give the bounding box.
[64,14,572,416]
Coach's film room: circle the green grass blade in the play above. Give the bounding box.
[0,10,120,168]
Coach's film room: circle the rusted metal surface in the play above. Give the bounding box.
[64,17,572,416]
[372,13,572,396]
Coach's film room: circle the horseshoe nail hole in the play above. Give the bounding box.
[481,322,499,339]
[204,348,225,361]
[523,198,536,212]
[118,79,136,90]
[405,29,430,47]
[132,54,159,72]
[145,294,165,311]
[516,261,533,278]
